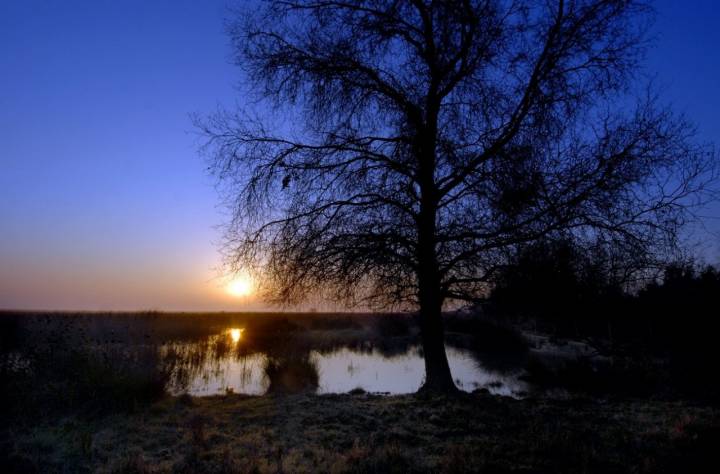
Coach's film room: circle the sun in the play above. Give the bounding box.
[226,276,253,297]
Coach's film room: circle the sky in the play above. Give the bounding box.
[1,0,719,311]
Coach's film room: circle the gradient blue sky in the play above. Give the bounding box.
[1,0,719,310]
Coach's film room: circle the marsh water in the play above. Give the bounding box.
[3,313,565,401]
[163,327,530,398]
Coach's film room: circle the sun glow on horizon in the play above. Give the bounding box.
[226,276,253,298]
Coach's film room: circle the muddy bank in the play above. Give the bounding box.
[3,392,718,473]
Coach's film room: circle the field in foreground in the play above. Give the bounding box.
[3,391,719,473]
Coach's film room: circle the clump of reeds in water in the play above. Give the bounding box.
[263,352,319,394]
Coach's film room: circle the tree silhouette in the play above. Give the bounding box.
[199,0,716,393]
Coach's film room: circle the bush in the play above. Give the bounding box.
[264,353,319,394]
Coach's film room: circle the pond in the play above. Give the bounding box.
[164,327,529,398]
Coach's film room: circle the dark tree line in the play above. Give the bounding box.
[199,0,716,393]
[489,252,720,399]
[487,238,628,329]
[488,239,718,336]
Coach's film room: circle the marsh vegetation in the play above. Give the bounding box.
[1,306,719,472]
[0,311,531,419]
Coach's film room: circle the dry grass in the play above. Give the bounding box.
[3,311,718,472]
[3,392,718,473]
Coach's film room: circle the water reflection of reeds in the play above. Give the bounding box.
[161,330,269,395]
[1,312,534,410]
[158,329,528,398]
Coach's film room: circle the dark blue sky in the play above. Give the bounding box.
[1,0,718,310]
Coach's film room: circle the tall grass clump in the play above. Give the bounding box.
[264,352,319,394]
[0,314,171,424]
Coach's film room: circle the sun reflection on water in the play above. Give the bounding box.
[229,328,244,343]
[165,331,529,398]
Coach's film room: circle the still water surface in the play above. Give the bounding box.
[165,328,528,398]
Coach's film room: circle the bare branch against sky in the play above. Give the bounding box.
[199,0,717,392]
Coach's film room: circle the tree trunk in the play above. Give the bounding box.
[416,165,458,394]
[414,93,457,394]
[418,287,458,394]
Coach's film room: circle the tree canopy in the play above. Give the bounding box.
[199,0,716,391]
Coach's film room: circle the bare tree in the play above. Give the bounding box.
[198,0,716,393]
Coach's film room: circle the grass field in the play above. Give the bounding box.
[2,311,719,473]
[5,391,719,473]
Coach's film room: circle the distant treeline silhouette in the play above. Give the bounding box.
[486,240,720,399]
